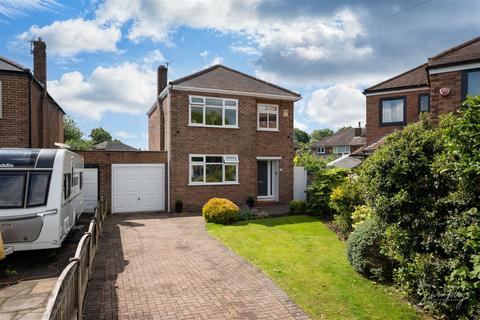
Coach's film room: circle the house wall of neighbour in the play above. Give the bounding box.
[167,90,295,211]
[75,151,168,213]
[365,89,430,144]
[312,145,363,157]
[148,104,161,151]
[429,70,463,125]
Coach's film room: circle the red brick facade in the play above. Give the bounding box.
[429,71,463,124]
[150,90,295,211]
[0,73,64,148]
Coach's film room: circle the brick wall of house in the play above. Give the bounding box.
[148,103,161,151]
[366,89,430,143]
[0,74,30,147]
[76,150,168,213]
[167,90,294,211]
[429,71,463,125]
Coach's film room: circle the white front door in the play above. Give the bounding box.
[111,164,165,213]
[82,168,98,213]
[257,160,279,201]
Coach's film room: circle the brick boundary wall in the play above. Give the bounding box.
[74,151,168,213]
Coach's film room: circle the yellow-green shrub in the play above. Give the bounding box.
[351,205,374,229]
[202,198,239,224]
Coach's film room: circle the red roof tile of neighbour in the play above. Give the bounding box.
[311,127,366,148]
[170,64,301,98]
[428,36,480,68]
[364,63,428,93]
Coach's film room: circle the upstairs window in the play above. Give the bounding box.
[379,97,406,125]
[463,69,480,99]
[189,155,239,185]
[418,94,430,113]
[257,104,278,131]
[333,145,351,156]
[189,96,238,128]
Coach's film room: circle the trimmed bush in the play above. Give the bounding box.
[289,200,307,215]
[351,205,374,229]
[202,198,239,224]
[329,181,363,237]
[347,219,393,283]
[246,196,255,209]
[237,208,256,221]
[175,199,183,213]
[306,168,349,217]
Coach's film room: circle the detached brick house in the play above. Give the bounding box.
[148,65,301,210]
[311,126,366,158]
[0,38,64,148]
[363,36,480,146]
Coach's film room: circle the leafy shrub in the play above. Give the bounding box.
[175,199,183,213]
[246,196,255,209]
[306,167,349,217]
[237,208,256,221]
[329,180,363,237]
[351,205,374,229]
[289,200,307,215]
[293,150,327,173]
[202,198,239,224]
[347,219,393,283]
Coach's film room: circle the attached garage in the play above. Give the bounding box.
[111,164,165,213]
[82,168,99,213]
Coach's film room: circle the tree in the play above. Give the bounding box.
[293,128,310,144]
[310,128,334,143]
[64,116,83,142]
[90,127,112,145]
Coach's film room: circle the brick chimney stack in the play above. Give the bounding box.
[33,38,47,89]
[354,121,362,136]
[157,65,168,96]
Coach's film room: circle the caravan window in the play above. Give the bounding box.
[27,172,51,207]
[63,173,72,199]
[0,172,26,208]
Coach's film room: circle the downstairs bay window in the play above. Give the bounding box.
[189,155,239,185]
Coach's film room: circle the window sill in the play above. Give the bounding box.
[188,182,240,186]
[257,128,279,132]
[379,122,406,127]
[188,124,240,129]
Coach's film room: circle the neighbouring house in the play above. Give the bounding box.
[93,140,138,151]
[311,126,366,158]
[148,64,301,211]
[0,38,64,148]
[362,36,480,152]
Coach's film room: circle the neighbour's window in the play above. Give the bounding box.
[333,146,351,155]
[189,155,238,185]
[463,69,480,98]
[257,104,278,130]
[0,172,26,208]
[418,94,430,113]
[380,97,406,125]
[189,96,238,127]
[27,172,51,207]
[316,147,325,155]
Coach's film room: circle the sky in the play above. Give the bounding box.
[0,0,479,149]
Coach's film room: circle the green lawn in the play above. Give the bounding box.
[207,215,425,320]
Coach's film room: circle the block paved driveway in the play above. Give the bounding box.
[83,213,309,320]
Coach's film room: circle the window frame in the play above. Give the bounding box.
[257,104,279,131]
[188,154,239,186]
[461,68,480,101]
[316,147,325,155]
[418,93,430,114]
[333,145,351,156]
[0,171,27,209]
[26,171,51,208]
[379,96,407,126]
[188,95,239,128]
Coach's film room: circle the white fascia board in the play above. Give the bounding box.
[256,156,282,160]
[146,87,170,115]
[428,62,480,75]
[364,87,429,97]
[171,85,302,101]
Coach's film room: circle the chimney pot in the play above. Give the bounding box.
[157,65,168,97]
[33,38,47,88]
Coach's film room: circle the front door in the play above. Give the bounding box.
[257,160,278,200]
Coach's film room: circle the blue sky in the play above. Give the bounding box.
[0,0,479,149]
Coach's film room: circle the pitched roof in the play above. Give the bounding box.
[170,64,301,99]
[93,141,138,151]
[428,36,480,68]
[311,127,366,148]
[364,63,428,93]
[0,56,29,72]
[351,136,387,157]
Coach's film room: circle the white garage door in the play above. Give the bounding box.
[83,168,98,213]
[112,164,165,213]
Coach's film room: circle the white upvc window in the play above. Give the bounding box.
[189,95,238,128]
[333,145,351,156]
[316,147,325,155]
[189,154,239,185]
[257,104,278,131]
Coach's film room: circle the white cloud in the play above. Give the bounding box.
[0,0,60,18]
[205,56,223,67]
[48,62,156,119]
[199,50,210,58]
[115,131,138,139]
[306,84,365,128]
[294,119,307,131]
[230,45,260,56]
[18,18,121,57]
[143,49,166,64]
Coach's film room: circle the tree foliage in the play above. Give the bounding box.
[64,116,83,142]
[293,128,310,144]
[89,127,113,145]
[310,128,334,143]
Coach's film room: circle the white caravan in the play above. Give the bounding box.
[0,149,84,254]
